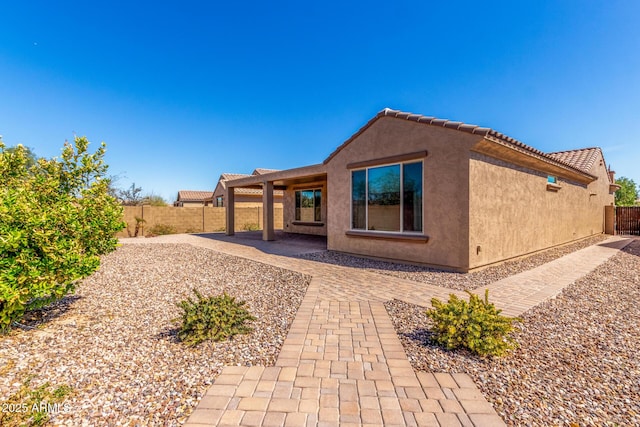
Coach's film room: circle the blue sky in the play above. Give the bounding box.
[1,0,638,202]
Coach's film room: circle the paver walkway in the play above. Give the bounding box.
[122,234,634,426]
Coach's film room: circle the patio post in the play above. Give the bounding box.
[262,181,275,241]
[225,187,235,235]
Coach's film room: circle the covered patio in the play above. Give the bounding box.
[224,163,327,241]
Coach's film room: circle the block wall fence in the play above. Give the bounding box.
[118,206,284,237]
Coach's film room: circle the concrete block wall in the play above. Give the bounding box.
[118,206,283,237]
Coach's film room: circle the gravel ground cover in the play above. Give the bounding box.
[0,244,310,426]
[385,238,640,426]
[301,235,608,291]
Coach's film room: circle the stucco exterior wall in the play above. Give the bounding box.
[283,181,328,236]
[468,151,614,269]
[179,201,209,207]
[325,117,481,271]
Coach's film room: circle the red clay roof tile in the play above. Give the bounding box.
[177,190,214,202]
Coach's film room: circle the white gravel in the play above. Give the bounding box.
[385,238,640,426]
[0,243,310,426]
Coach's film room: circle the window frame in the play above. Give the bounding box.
[350,159,424,234]
[294,188,323,223]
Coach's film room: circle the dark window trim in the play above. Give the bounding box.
[295,188,323,222]
[347,150,428,170]
[350,159,424,233]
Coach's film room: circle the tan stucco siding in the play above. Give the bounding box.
[468,151,614,269]
[180,201,208,207]
[326,117,480,270]
[283,182,328,236]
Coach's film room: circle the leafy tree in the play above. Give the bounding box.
[615,176,639,206]
[4,145,38,169]
[118,182,143,206]
[116,183,167,206]
[0,137,125,332]
[142,193,168,206]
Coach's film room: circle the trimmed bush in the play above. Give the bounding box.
[126,216,146,237]
[426,289,521,357]
[0,138,124,332]
[174,289,256,346]
[241,222,260,231]
[146,223,176,236]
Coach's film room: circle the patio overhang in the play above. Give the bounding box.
[226,163,327,189]
[225,163,328,241]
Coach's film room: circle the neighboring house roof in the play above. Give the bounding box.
[177,190,214,202]
[220,173,251,181]
[216,173,251,193]
[216,172,284,196]
[235,187,273,196]
[324,108,598,181]
[252,168,281,175]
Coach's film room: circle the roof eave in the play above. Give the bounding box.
[473,136,597,184]
[323,108,493,165]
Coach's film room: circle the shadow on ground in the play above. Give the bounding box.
[16,295,82,330]
[195,230,328,257]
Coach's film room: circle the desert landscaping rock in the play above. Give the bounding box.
[385,239,640,426]
[302,234,608,291]
[2,233,633,426]
[0,244,310,426]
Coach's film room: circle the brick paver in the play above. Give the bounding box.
[122,233,634,426]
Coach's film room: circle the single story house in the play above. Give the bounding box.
[174,190,214,207]
[213,169,284,208]
[224,108,617,272]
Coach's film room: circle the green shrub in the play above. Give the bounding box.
[174,289,256,346]
[126,216,146,237]
[146,223,177,236]
[241,222,260,231]
[0,138,124,332]
[426,289,521,357]
[0,375,73,426]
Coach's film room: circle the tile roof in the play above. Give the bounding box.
[252,168,281,175]
[235,188,284,196]
[221,173,251,181]
[177,190,214,202]
[325,108,597,180]
[547,147,602,175]
[219,172,284,196]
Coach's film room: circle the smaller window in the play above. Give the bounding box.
[295,189,322,222]
[546,175,561,192]
[216,196,224,207]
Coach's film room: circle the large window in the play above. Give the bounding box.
[351,161,422,233]
[295,189,322,222]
